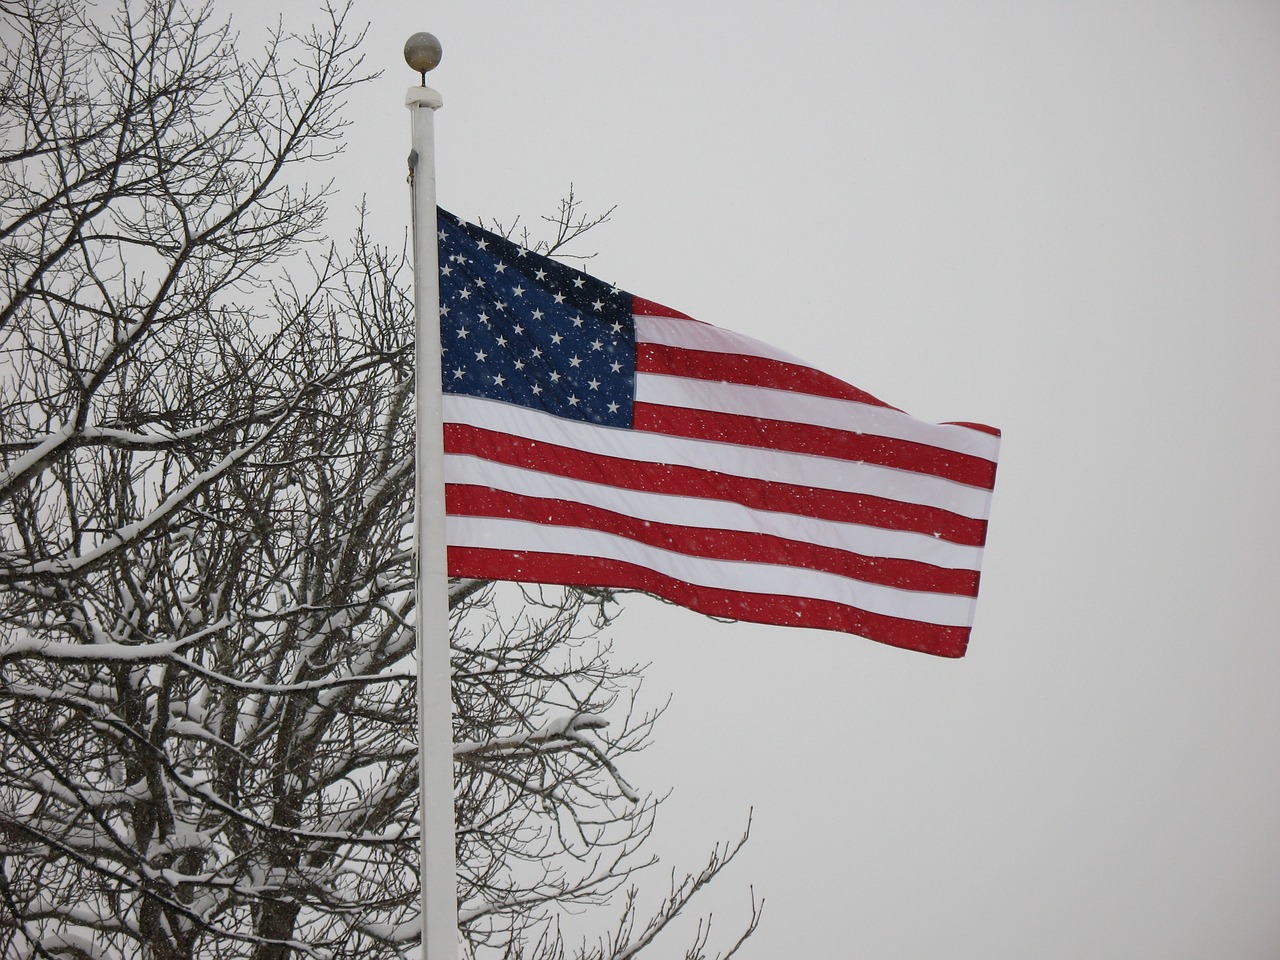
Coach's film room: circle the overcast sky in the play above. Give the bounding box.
[232,2,1280,955]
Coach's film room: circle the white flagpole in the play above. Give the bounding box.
[404,33,458,960]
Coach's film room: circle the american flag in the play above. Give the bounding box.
[438,209,1000,657]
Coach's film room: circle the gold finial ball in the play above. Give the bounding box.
[404,32,443,75]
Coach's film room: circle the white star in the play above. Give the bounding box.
[476,238,488,251]
[587,378,600,390]
[591,299,605,311]
[492,373,505,386]
[531,309,544,321]
[512,284,525,297]
[572,277,585,289]
[453,368,466,380]
[456,327,469,339]
[590,339,603,351]
[610,322,623,334]
[609,361,623,373]
[567,395,580,406]
[441,264,453,277]
[531,347,543,359]
[568,355,582,368]
[513,324,524,335]
[550,333,563,345]
[607,401,620,414]
[549,371,561,383]
[495,261,507,273]
[534,268,548,281]
[475,278,486,288]
[532,383,543,395]
[439,304,450,317]
[474,349,487,362]
[552,293,566,305]
[478,311,490,325]
[514,359,525,370]
[438,229,447,240]
[571,315,585,328]
[496,335,508,347]
[459,288,471,300]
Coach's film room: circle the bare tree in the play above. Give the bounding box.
[0,1,760,958]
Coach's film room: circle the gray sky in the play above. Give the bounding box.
[239,1,1280,955]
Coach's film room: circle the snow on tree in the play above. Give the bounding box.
[0,1,758,957]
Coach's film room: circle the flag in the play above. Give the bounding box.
[437,210,999,657]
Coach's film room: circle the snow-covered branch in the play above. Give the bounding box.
[0,4,758,957]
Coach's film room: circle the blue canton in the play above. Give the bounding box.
[438,210,636,428]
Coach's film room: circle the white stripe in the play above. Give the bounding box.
[636,313,810,367]
[443,394,994,520]
[634,313,993,460]
[447,515,978,628]
[637,373,1000,462]
[445,453,984,569]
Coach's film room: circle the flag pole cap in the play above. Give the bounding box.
[404,32,443,84]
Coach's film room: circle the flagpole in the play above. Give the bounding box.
[404,33,457,960]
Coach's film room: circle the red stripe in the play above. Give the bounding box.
[447,485,980,595]
[946,421,1002,438]
[444,424,988,545]
[638,342,893,409]
[631,295,696,321]
[448,546,971,657]
[635,403,997,489]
